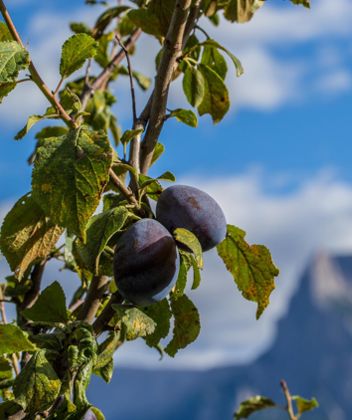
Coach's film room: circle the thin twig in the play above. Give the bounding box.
[93,293,124,336]
[280,380,297,420]
[115,34,137,124]
[53,76,64,96]
[109,168,139,207]
[0,0,76,128]
[139,0,193,174]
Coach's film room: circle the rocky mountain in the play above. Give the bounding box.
[88,254,352,420]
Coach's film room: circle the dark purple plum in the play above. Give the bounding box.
[156,185,227,251]
[114,219,177,305]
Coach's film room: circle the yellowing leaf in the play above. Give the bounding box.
[0,324,37,356]
[234,396,276,419]
[0,41,29,83]
[217,225,279,319]
[224,0,265,23]
[0,193,63,279]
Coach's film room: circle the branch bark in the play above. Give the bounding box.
[0,0,76,128]
[78,275,110,323]
[139,0,193,174]
[93,293,124,336]
[280,380,297,420]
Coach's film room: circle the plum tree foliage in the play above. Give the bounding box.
[0,0,311,418]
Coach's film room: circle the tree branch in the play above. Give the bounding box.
[109,168,139,207]
[20,261,46,310]
[78,275,110,323]
[80,29,142,110]
[93,292,124,336]
[0,0,76,128]
[139,0,193,174]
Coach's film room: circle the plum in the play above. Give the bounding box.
[156,185,227,251]
[114,219,177,305]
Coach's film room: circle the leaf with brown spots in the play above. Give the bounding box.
[32,127,112,240]
[0,193,63,279]
[217,225,279,319]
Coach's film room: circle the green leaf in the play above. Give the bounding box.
[0,81,16,103]
[113,306,156,341]
[133,71,151,91]
[0,41,29,83]
[60,34,97,78]
[14,350,61,416]
[183,65,205,108]
[23,281,68,324]
[0,22,12,42]
[70,22,92,35]
[144,299,172,348]
[0,324,37,356]
[292,395,319,415]
[171,109,198,127]
[74,206,130,274]
[217,225,279,319]
[0,357,12,382]
[174,228,203,269]
[165,294,200,357]
[173,250,192,299]
[198,64,230,123]
[94,6,130,36]
[35,126,68,140]
[94,332,122,383]
[148,0,177,37]
[15,115,47,140]
[128,9,162,37]
[191,256,201,290]
[202,45,227,80]
[290,0,310,7]
[203,39,244,77]
[0,401,23,418]
[120,128,144,145]
[32,127,112,240]
[224,0,265,23]
[151,143,165,166]
[234,396,276,419]
[0,193,63,279]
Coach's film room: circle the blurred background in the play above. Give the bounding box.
[1,0,352,418]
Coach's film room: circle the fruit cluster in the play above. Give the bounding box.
[114,185,227,305]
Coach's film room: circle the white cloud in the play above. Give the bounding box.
[314,69,352,94]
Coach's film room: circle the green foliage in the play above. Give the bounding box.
[32,127,112,240]
[14,350,61,416]
[23,281,68,324]
[0,41,29,83]
[217,225,279,319]
[60,34,97,78]
[0,193,63,279]
[165,294,200,357]
[292,395,319,415]
[0,324,37,356]
[234,396,276,419]
[0,0,303,417]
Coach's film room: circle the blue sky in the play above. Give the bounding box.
[1,0,352,369]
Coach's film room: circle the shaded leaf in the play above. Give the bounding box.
[0,324,37,356]
[133,70,151,90]
[74,206,130,274]
[174,228,203,268]
[203,39,244,77]
[183,65,205,107]
[292,395,319,415]
[217,225,279,319]
[171,108,198,127]
[224,0,265,23]
[23,281,68,324]
[202,45,227,80]
[35,126,68,140]
[128,9,162,37]
[151,143,165,166]
[94,332,122,383]
[144,299,172,348]
[173,250,192,299]
[60,34,97,77]
[0,41,29,83]
[198,64,230,123]
[15,115,47,140]
[290,0,310,7]
[234,396,276,419]
[32,127,112,240]
[14,350,61,415]
[0,193,63,279]
[165,294,200,357]
[0,81,16,103]
[0,401,23,418]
